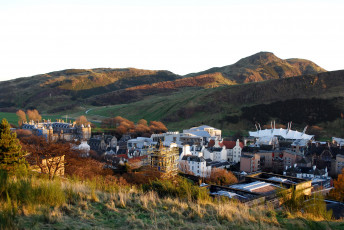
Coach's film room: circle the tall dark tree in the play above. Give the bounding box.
[0,119,27,173]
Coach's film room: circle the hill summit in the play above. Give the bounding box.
[187,52,326,83]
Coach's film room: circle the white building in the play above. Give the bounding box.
[183,125,221,141]
[249,127,314,144]
[73,141,91,157]
[224,140,243,163]
[332,137,344,148]
[151,132,182,146]
[210,139,244,163]
[127,137,154,149]
[179,145,211,177]
[202,146,227,162]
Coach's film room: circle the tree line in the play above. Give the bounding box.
[100,116,168,137]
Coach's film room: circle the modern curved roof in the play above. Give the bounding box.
[249,128,314,140]
[188,125,220,131]
[184,130,211,138]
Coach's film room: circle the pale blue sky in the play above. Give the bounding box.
[0,0,343,81]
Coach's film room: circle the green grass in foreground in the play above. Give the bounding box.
[0,170,343,230]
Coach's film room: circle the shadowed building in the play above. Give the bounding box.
[21,120,91,141]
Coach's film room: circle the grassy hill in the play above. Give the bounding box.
[185,52,326,83]
[85,70,344,138]
[0,68,180,113]
[0,52,341,138]
[0,52,326,114]
[1,69,343,138]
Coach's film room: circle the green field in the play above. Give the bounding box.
[0,112,75,128]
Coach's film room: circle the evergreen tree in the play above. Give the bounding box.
[0,119,27,173]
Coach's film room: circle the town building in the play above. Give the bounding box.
[208,139,244,163]
[332,154,344,175]
[88,134,117,155]
[332,137,344,148]
[179,155,211,177]
[202,146,227,162]
[147,142,179,178]
[221,139,244,163]
[22,120,91,141]
[183,125,221,141]
[249,126,314,150]
[151,132,181,146]
[240,154,260,173]
[178,144,230,177]
[245,172,312,196]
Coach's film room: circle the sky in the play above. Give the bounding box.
[0,0,343,81]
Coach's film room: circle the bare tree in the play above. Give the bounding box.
[27,109,42,122]
[21,136,67,180]
[137,119,148,126]
[76,115,89,125]
[16,110,27,126]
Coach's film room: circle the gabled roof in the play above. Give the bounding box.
[219,141,244,149]
[296,157,311,164]
[181,155,206,162]
[206,147,223,152]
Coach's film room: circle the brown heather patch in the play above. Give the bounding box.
[126,72,235,91]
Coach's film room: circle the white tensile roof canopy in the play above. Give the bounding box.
[249,128,314,141]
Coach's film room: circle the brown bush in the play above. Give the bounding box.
[206,168,238,186]
[149,121,168,133]
[122,166,162,184]
[15,129,32,138]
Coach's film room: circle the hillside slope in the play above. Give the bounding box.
[0,68,180,112]
[0,52,326,113]
[88,73,236,106]
[87,70,344,137]
[186,52,326,83]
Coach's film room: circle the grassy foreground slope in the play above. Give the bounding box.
[1,173,342,230]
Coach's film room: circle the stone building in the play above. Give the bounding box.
[88,134,117,155]
[147,142,179,178]
[240,154,260,173]
[21,120,91,141]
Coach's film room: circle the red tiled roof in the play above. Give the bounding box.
[219,141,244,149]
[128,155,147,162]
[208,140,215,147]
